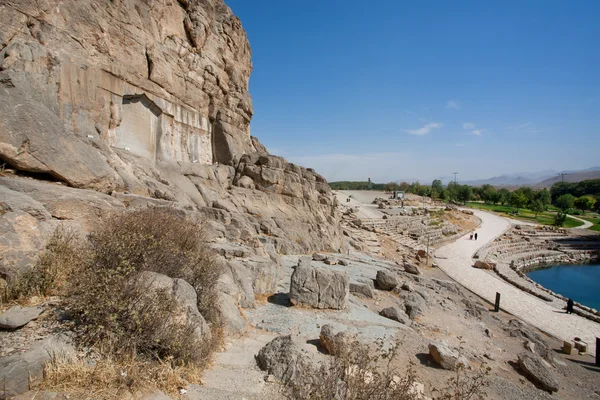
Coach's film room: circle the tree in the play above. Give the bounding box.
[555,194,575,212]
[531,199,544,218]
[457,185,473,205]
[509,192,528,212]
[481,185,497,204]
[498,188,510,206]
[574,195,596,213]
[384,182,400,192]
[537,189,551,209]
[554,211,567,227]
[431,179,443,194]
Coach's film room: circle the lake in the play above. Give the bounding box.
[527,263,600,310]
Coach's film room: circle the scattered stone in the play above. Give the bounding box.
[517,352,559,393]
[404,262,421,275]
[417,249,427,258]
[319,324,353,355]
[339,259,349,266]
[289,265,349,309]
[401,281,414,292]
[312,253,327,261]
[297,256,312,268]
[350,281,374,298]
[0,305,44,330]
[0,335,74,397]
[379,307,409,324]
[375,270,398,290]
[256,335,310,382]
[473,260,493,270]
[324,257,338,265]
[428,341,469,370]
[524,340,536,353]
[507,320,553,362]
[405,292,427,319]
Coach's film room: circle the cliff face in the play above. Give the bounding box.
[0,0,347,329]
[0,0,255,179]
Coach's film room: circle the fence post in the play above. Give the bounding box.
[596,338,600,366]
[494,292,501,312]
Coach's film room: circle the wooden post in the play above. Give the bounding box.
[596,338,600,366]
[494,292,501,312]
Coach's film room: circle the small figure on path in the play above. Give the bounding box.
[566,298,574,314]
[475,232,478,240]
[469,233,473,240]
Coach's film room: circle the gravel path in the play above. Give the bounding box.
[434,209,600,354]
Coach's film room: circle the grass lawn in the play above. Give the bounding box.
[579,214,600,232]
[465,202,585,228]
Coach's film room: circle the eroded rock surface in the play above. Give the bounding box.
[289,264,349,310]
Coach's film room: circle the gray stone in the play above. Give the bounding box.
[0,335,74,398]
[289,265,349,310]
[428,341,469,370]
[507,319,553,362]
[375,270,398,290]
[319,324,353,355]
[256,335,309,382]
[0,185,51,220]
[405,292,427,319]
[401,281,414,292]
[379,306,409,324]
[324,256,338,265]
[0,305,44,330]
[517,352,559,393]
[297,256,312,268]
[473,260,493,270]
[339,259,349,266]
[312,253,327,261]
[349,281,374,298]
[404,262,421,275]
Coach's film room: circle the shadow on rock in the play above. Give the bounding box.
[268,292,292,307]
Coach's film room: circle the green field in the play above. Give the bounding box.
[579,215,600,232]
[465,202,585,228]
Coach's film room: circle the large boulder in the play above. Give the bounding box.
[349,281,375,298]
[375,270,398,290]
[404,292,427,319]
[507,320,553,362]
[404,262,421,275]
[379,306,409,324]
[0,335,74,398]
[428,341,469,370]
[256,335,311,382]
[0,305,44,330]
[289,265,349,310]
[138,271,210,339]
[517,352,559,393]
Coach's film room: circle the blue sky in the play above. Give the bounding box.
[226,0,600,183]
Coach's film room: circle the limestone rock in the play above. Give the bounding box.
[324,257,338,265]
[312,253,327,261]
[350,281,374,298]
[405,292,427,319]
[297,256,312,268]
[517,352,559,393]
[379,307,409,324]
[319,324,353,355]
[339,259,349,266]
[473,260,493,270]
[256,335,310,382]
[138,271,210,339]
[375,270,398,290]
[0,335,74,398]
[404,262,421,275]
[289,265,349,310]
[0,305,44,330]
[507,319,553,362]
[428,341,469,370]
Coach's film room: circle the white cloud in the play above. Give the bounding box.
[469,129,484,136]
[463,122,475,129]
[446,100,461,110]
[405,122,443,136]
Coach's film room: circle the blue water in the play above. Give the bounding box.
[527,264,600,310]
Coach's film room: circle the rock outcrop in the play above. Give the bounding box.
[289,264,349,310]
[0,305,44,330]
[375,270,398,290]
[428,341,469,370]
[517,352,559,393]
[256,335,311,382]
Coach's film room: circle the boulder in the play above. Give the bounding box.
[404,262,421,275]
[256,335,310,382]
[339,259,349,266]
[517,352,559,393]
[138,271,210,339]
[289,265,349,310]
[324,257,338,265]
[319,324,353,355]
[417,249,427,258]
[0,335,74,397]
[312,253,327,261]
[405,292,427,319]
[428,341,469,370]
[297,256,312,268]
[473,260,493,270]
[0,305,44,330]
[350,281,374,298]
[507,320,553,362]
[375,270,398,290]
[379,307,409,324]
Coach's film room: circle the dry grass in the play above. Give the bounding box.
[43,352,204,399]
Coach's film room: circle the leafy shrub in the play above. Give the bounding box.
[65,207,224,366]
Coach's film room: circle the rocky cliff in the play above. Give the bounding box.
[0,0,346,332]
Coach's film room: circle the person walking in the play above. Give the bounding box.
[475,232,478,240]
[566,298,574,314]
[470,233,473,240]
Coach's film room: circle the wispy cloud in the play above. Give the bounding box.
[405,122,443,136]
[461,122,485,136]
[446,100,461,110]
[508,122,541,134]
[463,122,475,130]
[469,129,484,136]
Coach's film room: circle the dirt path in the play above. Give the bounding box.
[434,209,600,354]
[568,214,594,229]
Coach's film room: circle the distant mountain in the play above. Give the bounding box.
[533,168,600,188]
[463,170,557,187]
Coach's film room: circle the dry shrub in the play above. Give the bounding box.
[2,225,81,304]
[283,340,418,400]
[284,340,490,400]
[65,207,224,366]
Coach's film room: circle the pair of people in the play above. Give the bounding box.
[469,232,478,240]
